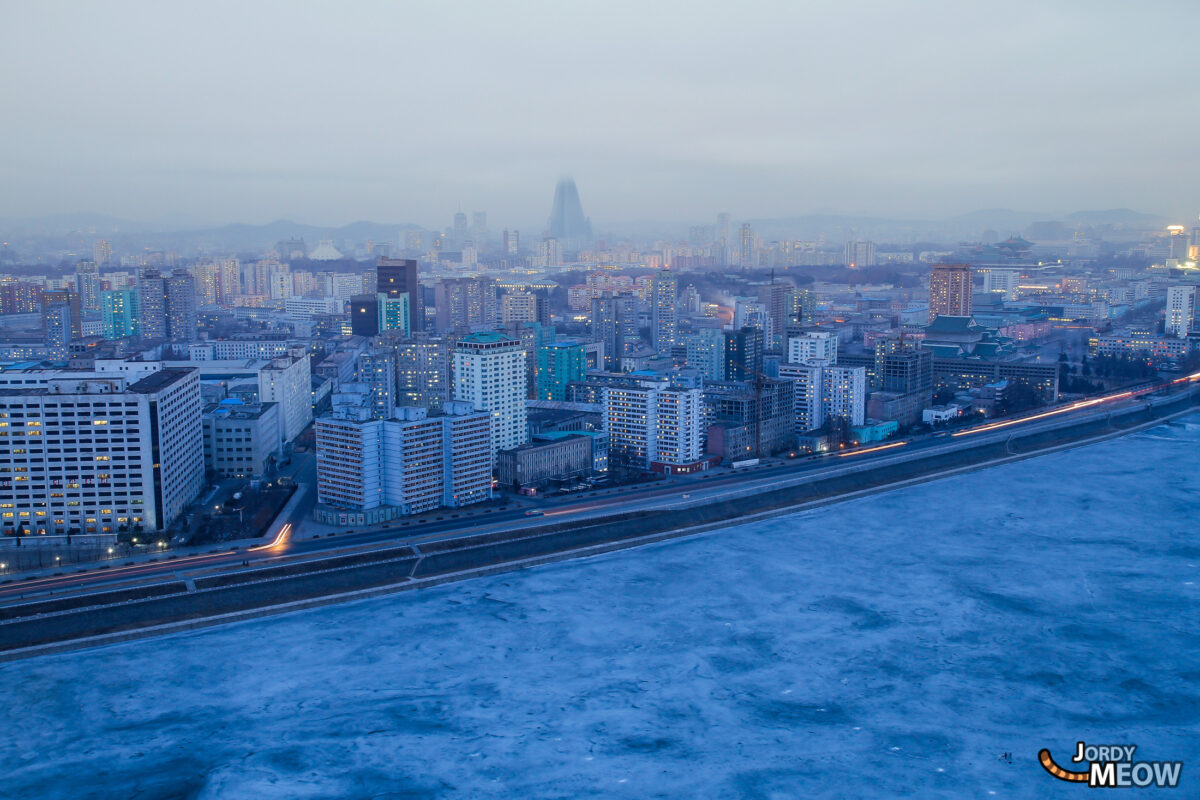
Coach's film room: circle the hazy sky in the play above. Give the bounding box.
[3,1,1198,229]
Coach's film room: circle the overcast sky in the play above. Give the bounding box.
[3,0,1197,230]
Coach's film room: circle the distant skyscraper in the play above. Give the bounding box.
[75,260,101,312]
[93,239,113,266]
[716,213,732,246]
[844,240,876,268]
[591,294,637,370]
[928,264,974,321]
[435,277,497,331]
[501,291,538,324]
[739,223,756,269]
[1166,285,1197,338]
[756,282,794,351]
[376,257,423,331]
[44,300,73,360]
[41,289,81,339]
[547,177,593,245]
[650,270,677,352]
[138,269,168,340]
[503,229,519,255]
[453,212,469,245]
[471,211,487,240]
[165,269,198,342]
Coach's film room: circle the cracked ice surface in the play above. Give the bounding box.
[2,417,1199,799]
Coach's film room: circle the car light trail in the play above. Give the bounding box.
[249,523,292,552]
[836,441,907,457]
[953,369,1200,437]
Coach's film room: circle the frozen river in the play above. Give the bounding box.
[4,417,1199,798]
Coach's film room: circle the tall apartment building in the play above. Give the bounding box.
[356,347,397,420]
[756,283,795,351]
[101,289,140,339]
[739,223,756,268]
[590,294,637,370]
[501,291,538,324]
[75,261,102,313]
[778,360,866,433]
[787,331,837,364]
[844,240,877,268]
[259,351,312,441]
[684,328,726,379]
[1165,285,1197,338]
[165,269,198,342]
[724,327,764,380]
[138,270,169,340]
[435,277,498,332]
[44,300,73,361]
[376,256,423,329]
[388,334,450,409]
[537,340,586,401]
[982,268,1020,301]
[929,264,974,322]
[315,396,490,523]
[650,270,677,352]
[453,333,528,458]
[0,367,204,537]
[603,374,705,472]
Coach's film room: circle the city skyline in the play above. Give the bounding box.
[4,2,1199,227]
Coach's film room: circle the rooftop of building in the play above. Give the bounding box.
[457,331,519,346]
[203,399,278,420]
[498,433,590,454]
[129,367,196,394]
[924,315,981,334]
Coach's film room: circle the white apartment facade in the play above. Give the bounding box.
[315,396,491,524]
[778,360,866,433]
[787,331,838,365]
[452,333,528,458]
[1165,285,1197,339]
[0,367,204,538]
[259,350,313,441]
[603,376,705,472]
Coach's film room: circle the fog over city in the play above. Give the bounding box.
[4,0,1199,228]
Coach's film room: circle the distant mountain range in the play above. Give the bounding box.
[0,216,425,255]
[0,208,1171,253]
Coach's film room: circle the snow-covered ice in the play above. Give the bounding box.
[3,417,1199,798]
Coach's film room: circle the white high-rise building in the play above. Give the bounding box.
[982,268,1020,301]
[0,367,204,537]
[603,375,704,472]
[787,331,838,365]
[453,333,528,458]
[778,360,865,433]
[501,291,538,324]
[315,393,490,521]
[259,350,313,441]
[650,270,677,352]
[1165,285,1197,339]
[844,240,876,268]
